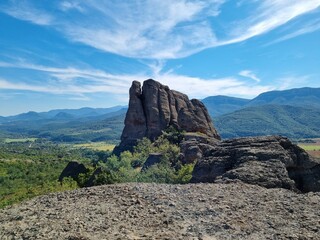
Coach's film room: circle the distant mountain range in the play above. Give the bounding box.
[1,87,319,142]
[201,96,250,117]
[204,87,320,139]
[0,106,126,123]
[202,87,320,117]
[0,107,127,143]
[213,105,320,139]
[246,87,320,108]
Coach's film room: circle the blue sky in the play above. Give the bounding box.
[0,0,320,116]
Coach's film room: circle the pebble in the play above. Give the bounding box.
[0,182,319,240]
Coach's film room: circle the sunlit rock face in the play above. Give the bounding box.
[113,79,220,154]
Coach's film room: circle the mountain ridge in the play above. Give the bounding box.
[247,87,320,108]
[203,87,320,117]
[0,106,127,120]
[2,86,319,119]
[214,104,320,139]
[1,86,320,141]
[201,95,250,117]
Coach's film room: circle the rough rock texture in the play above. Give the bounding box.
[1,183,320,240]
[179,133,219,164]
[58,161,88,182]
[142,153,163,170]
[191,136,320,192]
[113,79,220,154]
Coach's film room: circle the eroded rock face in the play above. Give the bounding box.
[114,79,220,154]
[179,133,219,164]
[191,136,320,192]
[118,81,147,151]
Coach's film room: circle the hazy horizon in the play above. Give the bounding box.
[1,1,320,116]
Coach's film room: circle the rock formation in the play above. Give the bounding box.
[179,132,218,164]
[113,79,220,154]
[111,79,320,192]
[58,161,88,182]
[191,136,320,192]
[142,153,163,171]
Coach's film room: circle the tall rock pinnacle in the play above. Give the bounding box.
[113,79,220,154]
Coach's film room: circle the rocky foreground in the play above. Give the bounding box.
[1,183,320,240]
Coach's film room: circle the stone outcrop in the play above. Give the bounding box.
[85,167,103,187]
[142,153,163,171]
[111,79,320,192]
[179,132,218,164]
[191,136,320,192]
[113,79,220,154]
[58,161,88,182]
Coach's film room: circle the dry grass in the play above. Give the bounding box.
[4,138,37,143]
[73,142,115,151]
[299,141,320,159]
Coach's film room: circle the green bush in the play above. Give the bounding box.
[92,152,138,185]
[138,161,176,183]
[91,128,194,185]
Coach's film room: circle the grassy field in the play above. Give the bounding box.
[73,142,115,151]
[299,140,320,159]
[3,138,37,143]
[299,145,320,151]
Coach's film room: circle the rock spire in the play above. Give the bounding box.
[114,79,220,154]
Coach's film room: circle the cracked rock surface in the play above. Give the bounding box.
[1,182,320,240]
[113,79,220,155]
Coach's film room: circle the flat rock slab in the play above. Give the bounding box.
[1,183,320,240]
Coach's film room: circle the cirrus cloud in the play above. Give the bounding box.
[0,61,274,100]
[1,0,319,59]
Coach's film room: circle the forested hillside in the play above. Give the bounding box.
[214,105,320,139]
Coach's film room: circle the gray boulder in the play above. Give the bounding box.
[191,136,320,192]
[179,132,220,164]
[59,161,88,182]
[142,153,163,171]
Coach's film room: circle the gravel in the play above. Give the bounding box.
[1,182,320,240]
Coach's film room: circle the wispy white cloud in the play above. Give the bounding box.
[59,1,84,12]
[0,78,55,93]
[155,74,272,99]
[239,70,261,82]
[2,1,53,25]
[266,18,320,45]
[2,0,319,59]
[276,75,312,90]
[61,0,221,59]
[0,61,274,99]
[0,61,142,88]
[222,0,320,45]
[68,94,91,101]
